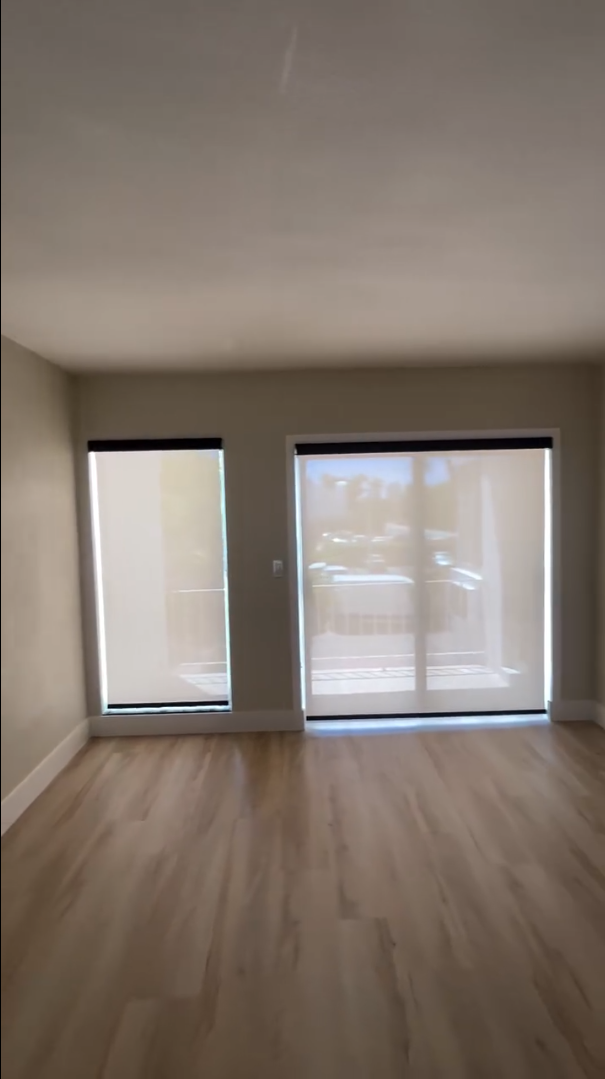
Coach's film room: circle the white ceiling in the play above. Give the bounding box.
[2,0,605,371]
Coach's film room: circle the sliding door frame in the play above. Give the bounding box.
[286,429,561,723]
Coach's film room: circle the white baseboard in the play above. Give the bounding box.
[548,699,598,724]
[595,702,605,730]
[89,709,305,737]
[1,721,89,837]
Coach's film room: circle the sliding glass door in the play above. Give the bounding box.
[296,439,550,718]
[89,439,230,711]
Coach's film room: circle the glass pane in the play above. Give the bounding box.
[422,448,546,711]
[92,448,229,707]
[298,446,548,718]
[298,454,416,717]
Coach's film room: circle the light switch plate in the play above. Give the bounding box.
[272,559,284,578]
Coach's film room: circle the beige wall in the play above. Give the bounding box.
[595,366,599,712]
[1,337,86,799]
[77,363,601,715]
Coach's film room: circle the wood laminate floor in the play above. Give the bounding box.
[2,723,605,1079]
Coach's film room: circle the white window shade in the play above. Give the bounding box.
[296,441,550,718]
[90,442,230,709]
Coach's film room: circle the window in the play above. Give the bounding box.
[296,438,551,718]
[89,439,230,711]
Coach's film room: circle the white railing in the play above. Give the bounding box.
[166,588,228,679]
[310,575,484,650]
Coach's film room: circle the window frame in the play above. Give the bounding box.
[88,437,231,714]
